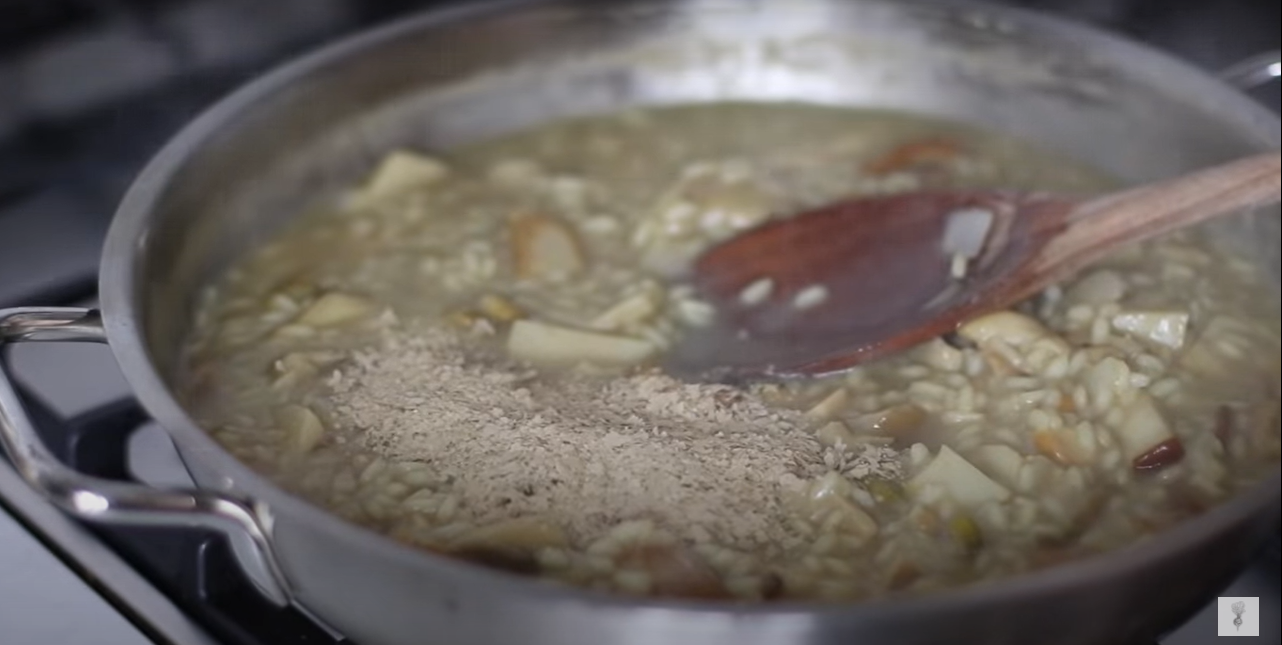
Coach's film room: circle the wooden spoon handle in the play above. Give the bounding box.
[1035,152,1281,278]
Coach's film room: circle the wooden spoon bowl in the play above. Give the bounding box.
[666,152,1281,381]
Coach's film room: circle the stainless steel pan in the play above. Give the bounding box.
[2,1,1279,644]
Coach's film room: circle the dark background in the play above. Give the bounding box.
[0,0,1278,307]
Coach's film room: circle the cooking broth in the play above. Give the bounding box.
[179,103,1281,601]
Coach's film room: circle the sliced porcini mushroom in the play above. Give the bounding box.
[357,150,449,202]
[851,404,929,443]
[917,338,965,371]
[270,352,320,390]
[590,283,665,331]
[295,292,378,328]
[802,472,879,547]
[453,517,569,551]
[970,444,1023,489]
[275,404,325,453]
[1111,311,1190,349]
[805,388,850,421]
[446,310,482,330]
[476,294,525,323]
[908,445,1012,508]
[957,310,1070,375]
[1032,428,1086,467]
[1115,393,1184,472]
[506,320,656,368]
[510,213,586,281]
[875,403,929,434]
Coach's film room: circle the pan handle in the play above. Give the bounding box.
[1219,50,1281,93]
[0,306,292,606]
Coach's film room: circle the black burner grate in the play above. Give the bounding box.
[14,387,350,645]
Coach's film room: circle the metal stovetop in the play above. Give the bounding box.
[1,1,1279,644]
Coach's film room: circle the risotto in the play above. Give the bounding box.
[178,103,1281,602]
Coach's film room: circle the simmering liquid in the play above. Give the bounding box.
[179,103,1281,601]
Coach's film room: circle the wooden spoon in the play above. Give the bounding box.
[665,152,1280,381]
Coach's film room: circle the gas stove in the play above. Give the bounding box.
[1,1,1278,644]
